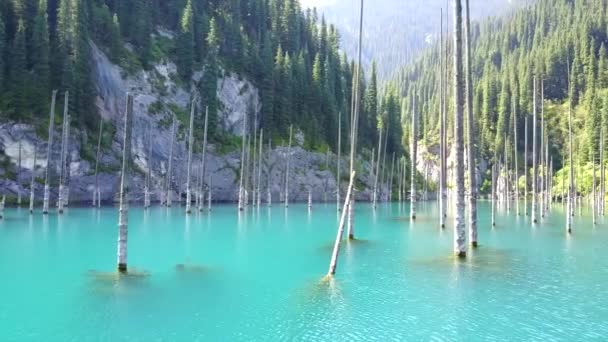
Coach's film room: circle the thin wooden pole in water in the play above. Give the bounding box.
[373,127,382,209]
[166,117,176,207]
[252,129,258,206]
[145,123,152,209]
[29,143,38,213]
[593,150,597,225]
[389,152,395,202]
[601,125,605,216]
[94,119,103,207]
[257,129,264,208]
[117,94,134,273]
[453,0,466,257]
[531,76,538,223]
[42,94,57,214]
[346,0,364,241]
[328,171,356,276]
[439,7,446,228]
[238,114,247,211]
[410,96,418,220]
[0,196,4,219]
[337,111,341,212]
[545,122,550,215]
[464,0,477,246]
[491,160,496,226]
[540,79,545,218]
[284,125,293,208]
[199,107,209,211]
[207,174,212,212]
[57,91,69,214]
[567,65,574,233]
[185,97,196,214]
[513,101,519,215]
[267,137,272,207]
[524,114,528,215]
[17,138,21,206]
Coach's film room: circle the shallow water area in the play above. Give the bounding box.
[1,202,607,341]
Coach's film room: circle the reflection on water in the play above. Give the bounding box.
[0,202,607,340]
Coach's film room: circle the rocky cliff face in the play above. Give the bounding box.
[0,42,375,205]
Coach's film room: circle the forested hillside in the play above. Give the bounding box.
[394,0,608,191]
[305,0,533,80]
[0,0,402,154]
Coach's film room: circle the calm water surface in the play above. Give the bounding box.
[1,202,607,341]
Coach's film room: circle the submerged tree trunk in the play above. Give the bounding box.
[524,115,528,215]
[464,0,477,246]
[328,171,356,276]
[94,120,103,207]
[410,97,418,220]
[453,0,467,257]
[185,98,196,214]
[373,127,383,209]
[337,111,342,212]
[532,77,538,223]
[166,117,176,207]
[117,94,134,273]
[29,143,38,213]
[257,129,264,208]
[513,102,519,215]
[57,92,69,214]
[144,123,152,209]
[285,125,293,208]
[567,70,574,233]
[347,0,364,241]
[439,7,446,228]
[17,139,21,206]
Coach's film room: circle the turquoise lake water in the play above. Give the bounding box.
[1,201,607,341]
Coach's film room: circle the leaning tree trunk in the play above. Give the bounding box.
[166,117,176,207]
[328,171,356,276]
[464,0,477,246]
[284,125,293,208]
[29,143,38,213]
[410,97,418,220]
[453,0,467,257]
[94,119,103,207]
[185,98,196,214]
[42,91,58,214]
[117,94,134,273]
[532,77,538,223]
[57,92,69,214]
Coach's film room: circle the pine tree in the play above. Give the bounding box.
[177,0,194,80]
[31,0,50,117]
[9,20,28,120]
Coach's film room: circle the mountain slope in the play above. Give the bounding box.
[303,0,533,80]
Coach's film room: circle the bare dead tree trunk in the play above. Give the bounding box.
[94,120,103,207]
[410,97,418,220]
[453,0,466,257]
[284,125,293,208]
[185,98,196,214]
[166,117,176,207]
[29,143,38,213]
[337,111,342,212]
[57,91,69,214]
[328,171,356,276]
[464,0,477,246]
[532,77,538,223]
[117,94,134,273]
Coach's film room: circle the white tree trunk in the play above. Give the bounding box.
[166,117,176,207]
[29,143,38,213]
[0,196,5,219]
[42,91,58,215]
[337,111,341,213]
[373,128,383,209]
[410,97,418,220]
[17,139,21,206]
[524,115,528,215]
[464,0,477,246]
[328,171,356,276]
[207,175,212,212]
[185,98,196,214]
[94,120,103,207]
[513,101,519,215]
[285,125,293,208]
[57,92,69,214]
[257,129,264,209]
[453,0,467,257]
[117,94,133,273]
[308,189,312,210]
[532,77,538,223]
[238,117,247,211]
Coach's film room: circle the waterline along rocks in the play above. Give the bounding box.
[0,44,378,204]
